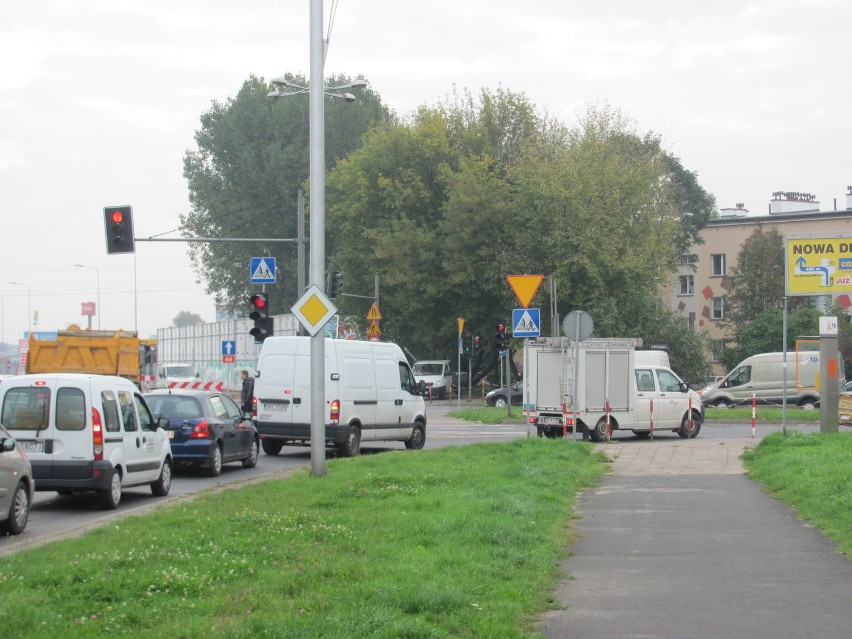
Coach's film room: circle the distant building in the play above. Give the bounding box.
[667,187,852,374]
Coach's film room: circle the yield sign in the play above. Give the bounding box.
[507,274,544,308]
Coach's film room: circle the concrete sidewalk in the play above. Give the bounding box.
[536,435,852,639]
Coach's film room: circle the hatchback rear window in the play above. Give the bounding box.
[1,387,50,431]
[56,388,86,431]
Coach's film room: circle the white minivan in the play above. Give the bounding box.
[253,337,427,457]
[0,374,173,509]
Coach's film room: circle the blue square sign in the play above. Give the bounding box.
[512,308,540,337]
[250,257,276,284]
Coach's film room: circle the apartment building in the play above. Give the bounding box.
[669,188,852,374]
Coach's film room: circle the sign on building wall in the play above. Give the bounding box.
[785,234,852,296]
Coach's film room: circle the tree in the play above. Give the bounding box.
[172,311,204,328]
[181,74,389,316]
[724,227,786,324]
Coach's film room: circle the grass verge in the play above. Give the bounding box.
[743,431,852,556]
[0,439,607,638]
[447,406,527,424]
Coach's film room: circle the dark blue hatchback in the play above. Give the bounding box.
[144,390,259,476]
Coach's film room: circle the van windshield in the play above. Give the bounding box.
[413,363,444,376]
[166,366,194,378]
[2,387,50,431]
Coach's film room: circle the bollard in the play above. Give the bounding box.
[605,399,612,442]
[649,399,654,441]
[562,401,568,439]
[688,396,693,431]
[751,393,757,438]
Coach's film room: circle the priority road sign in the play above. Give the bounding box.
[250,257,276,284]
[291,284,337,336]
[512,308,541,337]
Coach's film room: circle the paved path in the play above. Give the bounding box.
[537,434,852,639]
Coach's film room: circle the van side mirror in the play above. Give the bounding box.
[1,438,15,453]
[416,380,426,395]
[157,416,170,429]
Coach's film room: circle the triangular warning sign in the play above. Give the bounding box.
[366,302,382,320]
[507,274,544,308]
[252,259,273,280]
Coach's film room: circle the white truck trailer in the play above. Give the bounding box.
[525,337,703,441]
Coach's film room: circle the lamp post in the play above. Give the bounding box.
[8,281,31,336]
[75,264,101,330]
[266,4,365,477]
[779,296,788,435]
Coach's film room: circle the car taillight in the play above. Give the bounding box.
[330,399,340,423]
[190,421,211,439]
[92,407,104,461]
[251,396,257,417]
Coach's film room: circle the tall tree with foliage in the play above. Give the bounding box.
[181,74,389,315]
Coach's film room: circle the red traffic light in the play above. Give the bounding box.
[250,292,268,309]
[111,210,124,224]
[496,324,505,334]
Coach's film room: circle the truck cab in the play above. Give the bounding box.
[155,363,197,389]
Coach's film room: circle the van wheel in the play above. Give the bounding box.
[589,418,609,442]
[207,445,223,477]
[242,439,259,468]
[337,426,361,457]
[678,412,702,439]
[798,397,819,411]
[405,422,426,450]
[151,459,172,496]
[1,481,31,535]
[99,468,122,510]
[262,439,283,456]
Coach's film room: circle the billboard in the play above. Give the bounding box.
[785,234,852,296]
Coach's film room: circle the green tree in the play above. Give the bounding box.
[172,311,204,328]
[181,74,389,315]
[724,227,786,324]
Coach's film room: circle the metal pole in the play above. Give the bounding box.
[506,340,512,418]
[298,190,306,297]
[308,0,326,477]
[782,296,788,436]
[573,321,580,441]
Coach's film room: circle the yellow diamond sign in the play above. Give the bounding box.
[291,284,338,336]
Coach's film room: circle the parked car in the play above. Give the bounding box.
[485,382,524,407]
[0,423,33,535]
[144,390,259,476]
[1,374,172,510]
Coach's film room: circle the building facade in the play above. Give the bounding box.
[669,189,852,374]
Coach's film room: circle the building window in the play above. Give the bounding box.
[710,339,725,363]
[688,312,696,330]
[711,254,726,276]
[679,275,694,296]
[711,297,724,320]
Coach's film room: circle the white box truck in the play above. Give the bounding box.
[253,337,427,457]
[526,337,703,441]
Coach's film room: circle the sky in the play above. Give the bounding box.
[1,0,850,344]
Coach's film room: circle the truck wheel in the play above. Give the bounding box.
[337,426,361,457]
[589,418,608,442]
[99,467,122,510]
[404,422,426,450]
[261,439,283,456]
[150,459,172,496]
[678,412,702,439]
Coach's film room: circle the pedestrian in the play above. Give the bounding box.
[240,369,255,414]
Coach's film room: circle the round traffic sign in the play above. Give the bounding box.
[563,310,594,341]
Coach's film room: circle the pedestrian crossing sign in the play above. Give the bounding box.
[512,308,540,337]
[250,257,276,284]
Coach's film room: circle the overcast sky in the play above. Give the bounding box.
[1,0,849,343]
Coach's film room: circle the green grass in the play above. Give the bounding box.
[447,406,527,424]
[0,439,607,638]
[704,406,821,421]
[743,431,852,556]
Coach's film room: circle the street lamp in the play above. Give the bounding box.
[75,264,101,330]
[267,77,367,102]
[8,281,31,336]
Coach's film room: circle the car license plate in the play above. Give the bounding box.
[19,440,44,453]
[540,416,562,426]
[264,403,288,411]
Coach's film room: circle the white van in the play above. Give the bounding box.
[701,351,832,409]
[253,337,427,457]
[412,360,453,399]
[0,374,172,509]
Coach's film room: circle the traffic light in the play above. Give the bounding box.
[103,206,135,254]
[249,292,273,343]
[462,336,471,354]
[494,324,506,353]
[326,271,343,298]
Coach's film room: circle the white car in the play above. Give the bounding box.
[0,374,172,510]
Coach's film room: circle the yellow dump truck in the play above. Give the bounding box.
[26,329,142,383]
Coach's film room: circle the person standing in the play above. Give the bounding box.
[240,370,255,415]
